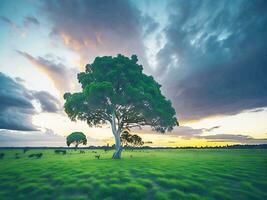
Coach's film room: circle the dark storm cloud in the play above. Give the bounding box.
[16,50,80,94]
[0,73,61,131]
[155,0,267,121]
[32,91,61,113]
[41,0,149,70]
[0,72,37,131]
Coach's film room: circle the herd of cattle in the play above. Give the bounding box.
[0,149,104,160]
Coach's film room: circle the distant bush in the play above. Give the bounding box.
[54,150,67,155]
[15,153,20,159]
[0,153,4,159]
[80,150,85,154]
[95,155,100,159]
[28,153,43,159]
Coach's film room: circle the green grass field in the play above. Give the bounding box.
[0,149,266,200]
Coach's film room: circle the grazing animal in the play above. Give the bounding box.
[0,153,4,159]
[54,150,67,155]
[80,150,85,154]
[130,155,133,158]
[95,155,100,159]
[28,153,43,159]
[15,153,20,159]
[36,153,43,158]
[92,151,97,153]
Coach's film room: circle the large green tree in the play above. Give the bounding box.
[64,54,178,159]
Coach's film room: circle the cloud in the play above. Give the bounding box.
[1,15,39,28]
[153,0,267,121]
[16,50,79,94]
[248,108,266,113]
[197,134,267,144]
[167,126,203,139]
[133,125,267,144]
[32,91,61,113]
[0,72,61,131]
[141,15,159,36]
[133,125,203,140]
[41,0,149,70]
[0,16,27,37]
[203,126,220,132]
[0,129,65,147]
[0,129,105,147]
[23,16,39,27]
[0,16,13,26]
[0,72,37,131]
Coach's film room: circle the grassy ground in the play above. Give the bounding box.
[0,149,266,200]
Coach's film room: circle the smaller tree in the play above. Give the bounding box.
[131,134,144,148]
[120,131,144,150]
[66,132,87,149]
[121,130,132,147]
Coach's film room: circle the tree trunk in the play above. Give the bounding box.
[112,132,122,159]
[111,112,122,159]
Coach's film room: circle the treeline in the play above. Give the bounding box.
[1,144,267,150]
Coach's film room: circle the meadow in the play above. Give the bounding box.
[0,149,266,200]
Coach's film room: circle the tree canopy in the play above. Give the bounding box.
[64,54,178,158]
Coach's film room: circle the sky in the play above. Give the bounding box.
[0,0,267,147]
